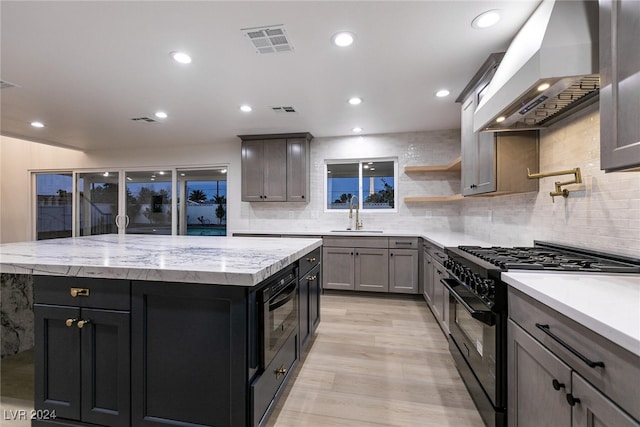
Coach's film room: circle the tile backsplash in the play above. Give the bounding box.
[239,104,640,257]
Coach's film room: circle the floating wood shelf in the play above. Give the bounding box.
[404,156,461,173]
[404,194,464,202]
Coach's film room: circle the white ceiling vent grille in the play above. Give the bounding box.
[242,25,294,54]
[0,80,19,90]
[271,106,297,113]
[131,117,157,123]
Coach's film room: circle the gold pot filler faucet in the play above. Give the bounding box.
[527,167,582,202]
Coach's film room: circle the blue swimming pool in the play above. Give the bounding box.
[186,227,227,236]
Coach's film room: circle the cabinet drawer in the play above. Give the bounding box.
[34,276,130,310]
[389,237,418,249]
[251,332,298,427]
[299,247,321,276]
[323,236,388,248]
[509,287,640,421]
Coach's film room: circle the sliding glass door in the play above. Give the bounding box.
[124,169,173,235]
[176,168,227,236]
[76,171,119,236]
[35,173,73,240]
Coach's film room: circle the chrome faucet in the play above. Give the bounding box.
[348,195,363,230]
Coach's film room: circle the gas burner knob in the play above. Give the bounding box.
[481,280,495,298]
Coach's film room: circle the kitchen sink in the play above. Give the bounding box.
[329,229,384,233]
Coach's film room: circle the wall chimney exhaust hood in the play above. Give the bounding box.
[474,0,599,132]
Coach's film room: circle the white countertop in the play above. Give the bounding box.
[502,271,640,356]
[0,234,322,286]
[233,229,494,249]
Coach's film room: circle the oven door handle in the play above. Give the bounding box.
[440,278,496,327]
[269,282,297,311]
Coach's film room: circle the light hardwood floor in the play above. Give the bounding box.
[0,292,483,427]
[266,292,484,427]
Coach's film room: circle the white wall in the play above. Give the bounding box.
[460,104,640,257]
[2,110,639,257]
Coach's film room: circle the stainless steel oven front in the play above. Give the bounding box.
[261,267,298,369]
[442,278,506,427]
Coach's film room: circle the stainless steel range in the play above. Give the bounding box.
[442,241,640,427]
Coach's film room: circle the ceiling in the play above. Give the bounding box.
[1,1,541,152]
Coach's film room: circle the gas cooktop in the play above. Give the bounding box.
[457,242,640,273]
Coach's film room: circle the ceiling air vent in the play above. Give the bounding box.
[271,106,297,113]
[242,25,294,54]
[130,117,157,123]
[0,80,19,90]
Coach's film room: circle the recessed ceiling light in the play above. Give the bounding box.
[155,111,168,119]
[537,82,551,91]
[435,89,450,98]
[170,51,192,64]
[332,31,356,47]
[158,171,165,175]
[31,121,45,128]
[352,126,363,133]
[240,105,252,112]
[472,10,501,29]
[496,116,506,123]
[348,97,362,105]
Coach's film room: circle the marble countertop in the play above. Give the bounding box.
[502,272,640,356]
[0,234,322,286]
[233,229,494,249]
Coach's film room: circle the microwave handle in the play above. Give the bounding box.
[441,278,495,326]
[269,282,297,311]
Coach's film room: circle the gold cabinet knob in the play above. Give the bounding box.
[307,275,317,281]
[306,257,316,263]
[70,288,90,297]
[65,318,78,327]
[275,365,287,379]
[77,320,91,329]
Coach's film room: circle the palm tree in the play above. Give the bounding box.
[188,189,207,203]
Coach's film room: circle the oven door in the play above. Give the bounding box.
[263,280,298,369]
[442,278,505,425]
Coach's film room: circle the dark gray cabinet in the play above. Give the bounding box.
[508,287,640,427]
[33,277,130,427]
[240,133,312,202]
[599,0,640,171]
[131,280,249,427]
[299,247,321,352]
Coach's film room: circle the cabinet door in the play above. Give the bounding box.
[355,248,389,292]
[309,266,321,333]
[242,140,265,202]
[508,319,572,427]
[572,372,640,427]
[600,0,640,171]
[431,261,447,321]
[423,252,434,305]
[34,304,81,420]
[80,308,130,427]
[389,249,418,294]
[263,139,287,201]
[475,131,497,194]
[299,272,310,349]
[461,95,478,195]
[322,247,355,290]
[286,138,308,202]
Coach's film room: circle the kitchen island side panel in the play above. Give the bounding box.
[131,281,249,427]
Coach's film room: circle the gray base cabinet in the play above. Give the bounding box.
[422,241,449,335]
[508,287,640,427]
[322,236,418,294]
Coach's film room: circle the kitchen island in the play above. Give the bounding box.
[0,234,323,427]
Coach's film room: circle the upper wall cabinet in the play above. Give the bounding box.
[239,133,312,202]
[600,0,640,172]
[458,53,539,196]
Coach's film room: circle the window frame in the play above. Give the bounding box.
[324,157,398,213]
